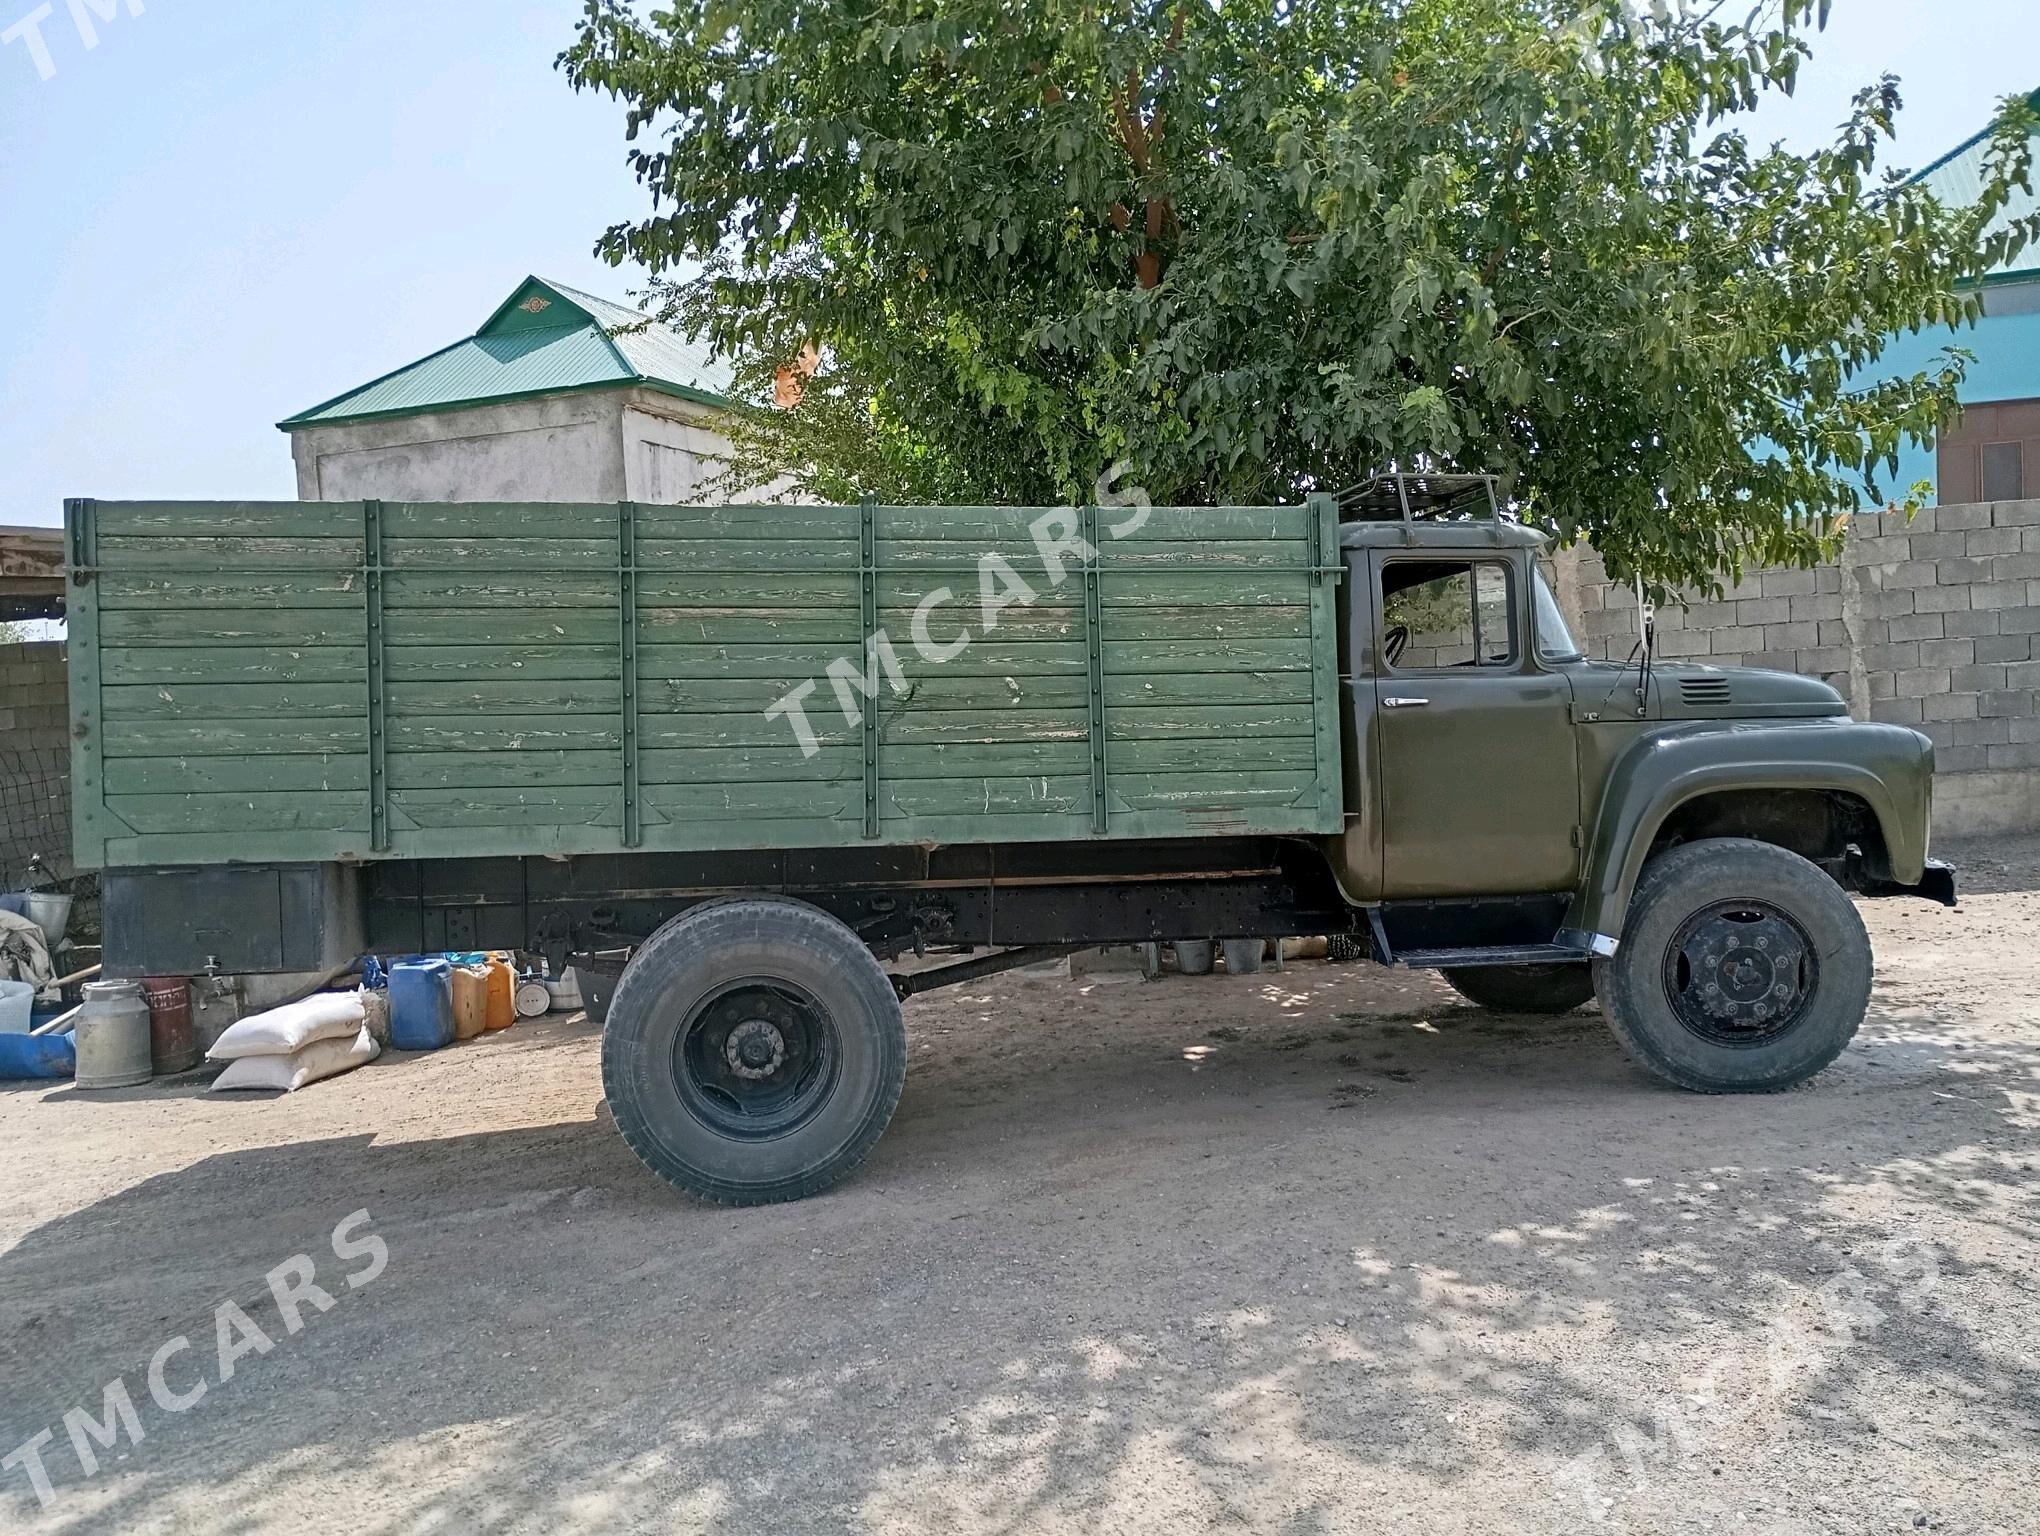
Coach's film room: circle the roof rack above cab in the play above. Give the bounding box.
[1334,472,1504,523]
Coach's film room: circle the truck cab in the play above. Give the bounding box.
[1323,474,1952,1087]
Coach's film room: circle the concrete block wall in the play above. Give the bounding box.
[1555,498,2040,836]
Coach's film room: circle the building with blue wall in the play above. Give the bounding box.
[1878,94,2040,503]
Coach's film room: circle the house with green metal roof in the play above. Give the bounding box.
[280,276,739,504]
[1876,92,2040,503]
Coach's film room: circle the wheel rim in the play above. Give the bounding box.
[670,978,841,1140]
[1660,900,1819,1047]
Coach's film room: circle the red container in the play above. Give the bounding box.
[141,977,201,1074]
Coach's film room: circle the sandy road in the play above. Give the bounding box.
[2,839,2036,1534]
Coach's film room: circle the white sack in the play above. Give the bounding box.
[210,1026,379,1093]
[207,991,367,1061]
[360,988,392,1047]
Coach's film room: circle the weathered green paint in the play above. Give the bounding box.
[100,684,367,720]
[619,499,642,848]
[364,500,389,853]
[103,754,370,795]
[101,611,369,646]
[383,646,619,682]
[1365,546,1578,897]
[1568,717,1935,940]
[98,572,367,610]
[1081,502,1108,833]
[69,498,1347,869]
[859,496,881,838]
[108,792,370,836]
[102,647,368,686]
[103,719,371,756]
[1306,494,1344,828]
[1317,518,1939,940]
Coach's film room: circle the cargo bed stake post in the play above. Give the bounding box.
[1082,501,1109,834]
[363,499,389,853]
[619,499,641,847]
[860,494,880,839]
[1306,492,1343,825]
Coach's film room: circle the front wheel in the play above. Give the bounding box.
[601,899,907,1205]
[1594,839,1872,1093]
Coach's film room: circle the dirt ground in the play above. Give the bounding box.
[2,840,2036,1536]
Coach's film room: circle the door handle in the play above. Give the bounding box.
[1382,696,1430,709]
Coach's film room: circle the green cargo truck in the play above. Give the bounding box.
[67,477,1955,1203]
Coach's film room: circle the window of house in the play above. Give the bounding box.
[1380,560,1516,670]
[1982,440,2026,502]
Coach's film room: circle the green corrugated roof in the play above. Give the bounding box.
[1913,90,2040,283]
[279,276,734,430]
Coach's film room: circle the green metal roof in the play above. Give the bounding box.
[279,276,734,430]
[1912,90,2040,284]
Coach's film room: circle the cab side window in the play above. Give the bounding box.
[1380,560,1515,670]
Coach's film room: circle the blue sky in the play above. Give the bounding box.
[1,0,2037,528]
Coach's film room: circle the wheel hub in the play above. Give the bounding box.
[1663,902,1816,1046]
[724,1018,788,1080]
[670,978,841,1141]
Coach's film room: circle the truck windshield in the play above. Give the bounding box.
[1533,569,1583,662]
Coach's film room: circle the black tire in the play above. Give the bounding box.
[1443,963,1596,1015]
[601,898,907,1205]
[1593,838,1872,1093]
[1174,939,1215,976]
[1326,933,1365,964]
[1221,938,1266,975]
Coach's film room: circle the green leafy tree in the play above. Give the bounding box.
[564,0,2037,592]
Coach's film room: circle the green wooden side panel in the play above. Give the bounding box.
[69,498,1344,869]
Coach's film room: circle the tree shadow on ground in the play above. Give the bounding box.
[1,975,2034,1535]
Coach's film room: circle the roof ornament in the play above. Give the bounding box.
[519,296,553,314]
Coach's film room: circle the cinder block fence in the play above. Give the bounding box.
[1552,497,2040,837]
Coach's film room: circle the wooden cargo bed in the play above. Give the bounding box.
[67,498,1344,869]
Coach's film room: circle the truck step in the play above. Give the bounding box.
[1391,943,1589,971]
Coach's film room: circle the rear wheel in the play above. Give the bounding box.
[601,899,907,1205]
[1593,839,1871,1093]
[1442,963,1595,1015]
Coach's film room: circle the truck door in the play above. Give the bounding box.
[1369,551,1579,897]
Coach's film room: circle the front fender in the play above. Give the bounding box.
[1564,718,1934,947]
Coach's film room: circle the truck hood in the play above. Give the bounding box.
[1649,663,1848,720]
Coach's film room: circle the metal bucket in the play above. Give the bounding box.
[73,979,154,1090]
[141,977,202,1074]
[22,892,71,949]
